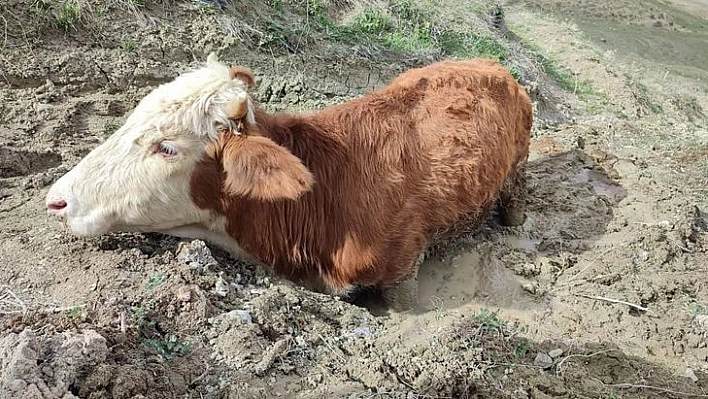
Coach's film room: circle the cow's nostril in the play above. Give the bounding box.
[47,199,67,211]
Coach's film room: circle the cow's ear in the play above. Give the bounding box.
[222,136,314,201]
[229,66,255,90]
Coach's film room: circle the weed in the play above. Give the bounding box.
[122,37,137,53]
[626,77,664,114]
[258,20,287,48]
[143,334,194,361]
[473,307,506,332]
[430,296,446,320]
[541,57,592,96]
[67,305,82,320]
[353,9,391,35]
[513,340,530,360]
[685,299,708,320]
[55,0,81,32]
[131,298,158,335]
[145,272,168,292]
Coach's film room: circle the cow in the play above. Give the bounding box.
[45,53,533,311]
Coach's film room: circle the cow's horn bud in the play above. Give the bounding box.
[225,92,248,120]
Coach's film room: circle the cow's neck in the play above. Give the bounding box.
[220,109,349,275]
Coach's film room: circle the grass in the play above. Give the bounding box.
[54,0,81,31]
[627,77,664,114]
[121,37,136,53]
[255,0,521,79]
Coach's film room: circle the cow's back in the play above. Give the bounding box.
[381,59,532,228]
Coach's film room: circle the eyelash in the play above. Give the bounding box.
[156,141,178,158]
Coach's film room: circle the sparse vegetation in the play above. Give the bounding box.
[473,307,507,333]
[145,272,168,292]
[54,0,82,31]
[67,305,82,320]
[121,37,137,53]
[143,334,194,361]
[685,299,708,320]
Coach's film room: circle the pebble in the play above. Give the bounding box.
[226,310,252,324]
[534,352,553,369]
[8,379,27,391]
[522,283,537,294]
[684,367,698,383]
[215,275,229,297]
[694,315,708,329]
[548,348,564,359]
[351,326,372,338]
[176,286,191,302]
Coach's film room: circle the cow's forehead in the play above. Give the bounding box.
[125,58,250,139]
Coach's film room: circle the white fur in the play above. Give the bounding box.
[45,53,253,247]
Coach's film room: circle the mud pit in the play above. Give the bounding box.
[1,0,708,398]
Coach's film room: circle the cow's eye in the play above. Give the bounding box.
[156,141,179,158]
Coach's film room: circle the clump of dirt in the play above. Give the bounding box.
[1,0,708,398]
[0,329,108,399]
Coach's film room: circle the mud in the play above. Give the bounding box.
[1,0,707,398]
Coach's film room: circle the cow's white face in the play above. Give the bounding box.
[45,53,256,236]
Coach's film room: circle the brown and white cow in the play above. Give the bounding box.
[45,53,533,311]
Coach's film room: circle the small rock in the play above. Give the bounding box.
[522,283,537,294]
[226,310,252,324]
[684,367,698,382]
[576,136,586,149]
[534,352,553,369]
[548,348,564,359]
[8,379,27,391]
[215,274,229,297]
[176,286,191,302]
[351,326,372,338]
[694,315,708,329]
[177,240,218,273]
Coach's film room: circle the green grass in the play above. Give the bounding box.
[122,37,137,53]
[55,0,81,31]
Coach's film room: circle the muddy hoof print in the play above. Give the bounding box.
[382,276,419,312]
[0,148,63,178]
[501,209,527,227]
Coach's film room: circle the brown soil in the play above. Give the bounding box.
[1,0,707,398]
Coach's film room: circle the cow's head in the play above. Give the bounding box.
[45,53,313,237]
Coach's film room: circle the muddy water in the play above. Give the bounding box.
[417,235,541,314]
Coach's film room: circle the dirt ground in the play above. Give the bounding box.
[1,0,707,398]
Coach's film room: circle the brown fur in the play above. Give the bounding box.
[229,67,255,89]
[191,58,533,297]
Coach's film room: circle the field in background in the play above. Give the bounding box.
[1,0,707,398]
